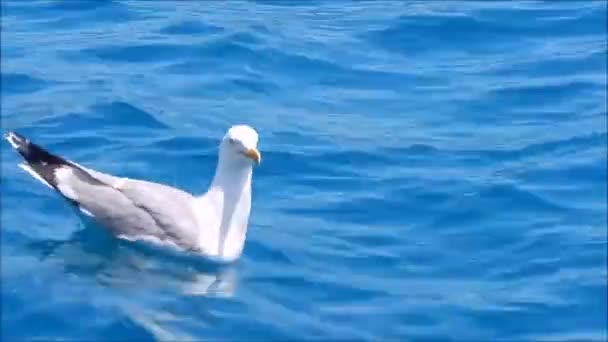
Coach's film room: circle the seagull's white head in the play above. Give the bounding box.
[219,125,261,166]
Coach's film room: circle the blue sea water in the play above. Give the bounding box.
[1,0,606,340]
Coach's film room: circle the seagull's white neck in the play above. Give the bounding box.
[195,154,253,261]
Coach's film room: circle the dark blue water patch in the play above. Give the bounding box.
[249,0,322,6]
[1,73,51,95]
[307,149,398,169]
[1,46,26,59]
[379,144,473,168]
[2,0,121,19]
[488,250,561,282]
[29,102,167,136]
[159,20,225,36]
[165,37,268,77]
[364,15,523,56]
[179,76,281,98]
[429,183,572,233]
[365,7,606,56]
[145,135,217,153]
[56,49,90,64]
[373,145,495,172]
[332,231,401,252]
[41,0,120,12]
[87,314,158,342]
[1,2,40,18]
[317,66,441,91]
[259,49,346,81]
[386,143,439,156]
[0,227,25,256]
[483,81,602,109]
[35,8,136,28]
[492,250,600,284]
[505,109,603,126]
[475,2,607,37]
[293,175,369,193]
[269,129,331,148]
[249,274,386,304]
[287,178,464,226]
[321,249,403,273]
[470,183,568,214]
[198,315,294,341]
[258,48,439,91]
[516,157,608,186]
[249,23,271,35]
[0,286,25,320]
[16,300,155,340]
[451,90,602,126]
[31,16,88,30]
[3,309,74,341]
[82,43,201,63]
[226,31,263,46]
[134,36,261,67]
[290,178,474,227]
[491,48,607,78]
[524,219,605,252]
[22,231,112,266]
[470,132,607,163]
[230,77,280,95]
[44,135,118,152]
[5,0,139,28]
[463,297,606,341]
[257,150,361,180]
[162,59,235,75]
[242,239,292,264]
[199,38,261,61]
[90,101,168,130]
[284,194,410,226]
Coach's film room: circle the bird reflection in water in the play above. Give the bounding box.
[26,222,239,298]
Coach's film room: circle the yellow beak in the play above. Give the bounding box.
[243,148,261,165]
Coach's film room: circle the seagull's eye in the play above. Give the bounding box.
[228,138,236,145]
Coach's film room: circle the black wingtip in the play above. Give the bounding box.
[5,131,68,167]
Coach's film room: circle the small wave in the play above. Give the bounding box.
[82,43,200,63]
[42,0,120,12]
[146,135,216,152]
[485,80,602,106]
[1,73,51,95]
[91,101,168,129]
[159,21,225,36]
[470,132,607,162]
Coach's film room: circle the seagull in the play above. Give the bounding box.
[4,125,261,262]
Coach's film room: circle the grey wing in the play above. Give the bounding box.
[58,165,201,250]
[114,178,201,248]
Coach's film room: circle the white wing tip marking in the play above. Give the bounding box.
[18,163,53,189]
[5,132,21,149]
[54,167,78,200]
[117,234,135,242]
[116,234,181,250]
[78,206,94,217]
[113,178,127,190]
